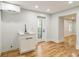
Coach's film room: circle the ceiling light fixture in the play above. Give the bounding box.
[47,9,50,12]
[35,5,39,8]
[68,1,73,4]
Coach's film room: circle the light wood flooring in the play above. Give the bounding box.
[64,35,76,49]
[1,35,79,57]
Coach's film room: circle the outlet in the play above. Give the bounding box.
[10,44,14,48]
[10,41,14,48]
[10,45,13,48]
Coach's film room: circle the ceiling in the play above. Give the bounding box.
[4,1,79,14]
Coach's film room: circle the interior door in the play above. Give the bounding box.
[37,16,46,41]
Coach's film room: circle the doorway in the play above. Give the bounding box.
[59,14,76,49]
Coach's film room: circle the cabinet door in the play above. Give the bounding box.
[19,36,36,54]
[27,37,36,50]
[19,38,29,54]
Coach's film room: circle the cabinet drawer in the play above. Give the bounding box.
[19,36,35,39]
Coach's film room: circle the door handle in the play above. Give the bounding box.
[43,29,45,32]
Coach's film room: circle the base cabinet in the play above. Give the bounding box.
[18,34,36,54]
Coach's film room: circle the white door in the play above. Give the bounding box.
[37,16,46,42]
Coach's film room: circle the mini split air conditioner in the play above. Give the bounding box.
[0,2,20,13]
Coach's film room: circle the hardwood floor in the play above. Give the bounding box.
[1,35,79,57]
[36,41,79,57]
[64,35,76,49]
[1,49,20,57]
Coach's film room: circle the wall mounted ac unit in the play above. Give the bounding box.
[0,2,20,13]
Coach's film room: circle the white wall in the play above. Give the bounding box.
[1,9,50,52]
[50,7,79,49]
[72,21,76,33]
[64,20,70,36]
[48,15,59,42]
[58,18,64,42]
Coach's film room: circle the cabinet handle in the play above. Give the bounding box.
[26,37,32,40]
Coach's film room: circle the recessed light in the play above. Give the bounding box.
[35,5,39,8]
[68,1,73,4]
[47,9,50,12]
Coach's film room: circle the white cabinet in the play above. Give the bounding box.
[18,34,36,54]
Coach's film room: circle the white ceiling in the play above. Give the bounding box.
[4,1,79,14]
